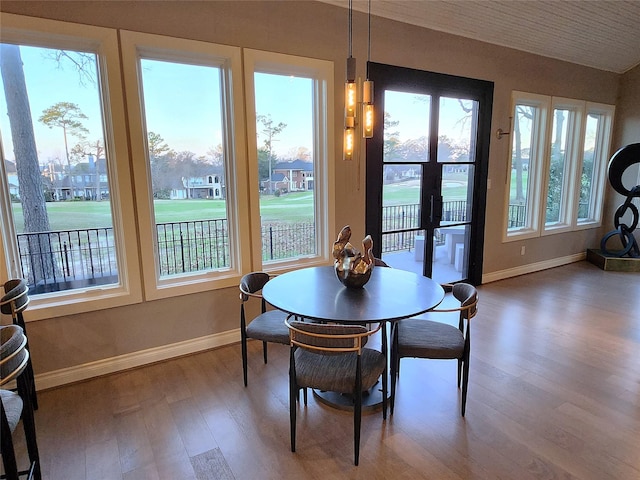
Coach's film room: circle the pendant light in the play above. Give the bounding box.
[344,0,356,161]
[362,0,374,139]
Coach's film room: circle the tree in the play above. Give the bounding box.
[147,132,175,197]
[39,102,89,199]
[257,114,287,194]
[0,44,54,282]
[513,105,533,203]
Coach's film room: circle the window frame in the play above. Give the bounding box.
[503,91,549,241]
[541,97,584,235]
[503,91,614,242]
[0,14,143,320]
[120,30,250,300]
[572,102,615,230]
[243,49,335,272]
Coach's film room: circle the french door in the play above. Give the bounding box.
[365,63,493,285]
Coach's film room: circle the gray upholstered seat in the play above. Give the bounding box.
[239,272,290,386]
[287,320,386,466]
[391,282,478,416]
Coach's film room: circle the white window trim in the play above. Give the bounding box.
[0,14,143,320]
[120,31,250,300]
[503,91,549,242]
[541,97,584,236]
[243,49,335,273]
[573,102,615,230]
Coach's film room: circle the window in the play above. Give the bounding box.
[504,91,614,240]
[504,93,549,239]
[1,15,335,314]
[576,103,614,227]
[120,31,249,299]
[0,14,142,319]
[243,49,334,270]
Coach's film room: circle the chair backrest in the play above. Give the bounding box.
[239,272,271,301]
[286,320,379,354]
[1,279,29,318]
[452,283,478,320]
[373,258,389,267]
[0,325,28,386]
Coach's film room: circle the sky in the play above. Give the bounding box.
[1,44,473,167]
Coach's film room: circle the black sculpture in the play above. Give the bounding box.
[600,143,640,258]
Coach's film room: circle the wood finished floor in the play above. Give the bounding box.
[6,261,640,479]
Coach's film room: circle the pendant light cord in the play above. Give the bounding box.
[348,0,353,58]
[366,0,371,78]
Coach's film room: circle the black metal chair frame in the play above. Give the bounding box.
[286,318,385,466]
[390,283,478,416]
[239,272,290,387]
[1,280,38,411]
[1,325,41,480]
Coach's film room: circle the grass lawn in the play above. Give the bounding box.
[10,182,477,233]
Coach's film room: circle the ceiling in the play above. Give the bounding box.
[319,0,640,74]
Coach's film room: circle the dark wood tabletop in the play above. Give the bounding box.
[263,265,444,324]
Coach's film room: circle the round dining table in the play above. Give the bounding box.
[263,265,445,411]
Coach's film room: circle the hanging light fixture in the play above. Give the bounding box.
[362,0,374,139]
[344,0,356,161]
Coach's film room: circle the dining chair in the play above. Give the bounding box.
[390,282,478,416]
[239,272,290,387]
[1,279,38,410]
[286,319,386,466]
[1,324,42,480]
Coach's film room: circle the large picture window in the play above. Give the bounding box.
[0,14,142,318]
[120,31,249,299]
[243,50,334,270]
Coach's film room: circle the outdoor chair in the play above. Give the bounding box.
[286,319,386,466]
[390,282,478,416]
[1,279,38,410]
[239,272,290,387]
[1,324,41,480]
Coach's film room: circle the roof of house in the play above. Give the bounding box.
[273,159,313,172]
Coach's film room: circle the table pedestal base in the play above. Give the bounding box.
[312,381,387,413]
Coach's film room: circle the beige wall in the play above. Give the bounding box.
[0,1,631,380]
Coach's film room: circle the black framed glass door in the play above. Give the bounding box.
[365,63,493,285]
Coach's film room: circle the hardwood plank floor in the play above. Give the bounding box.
[5,261,640,479]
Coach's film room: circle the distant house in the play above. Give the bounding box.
[182,173,224,199]
[268,159,314,192]
[3,159,19,197]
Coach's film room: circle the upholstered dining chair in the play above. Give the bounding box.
[390,282,478,416]
[1,324,41,480]
[1,279,38,410]
[286,319,386,466]
[239,272,290,387]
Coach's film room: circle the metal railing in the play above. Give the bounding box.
[15,201,532,293]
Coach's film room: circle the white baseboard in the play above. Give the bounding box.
[481,252,586,284]
[35,329,240,391]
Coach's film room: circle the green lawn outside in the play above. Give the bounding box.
[10,182,477,233]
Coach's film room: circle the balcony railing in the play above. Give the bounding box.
[15,201,531,293]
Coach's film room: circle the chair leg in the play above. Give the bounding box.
[289,348,297,453]
[381,321,388,420]
[262,341,268,364]
[461,353,470,417]
[1,400,19,480]
[241,330,249,387]
[390,326,399,415]
[354,358,362,466]
[18,374,41,480]
[457,358,462,388]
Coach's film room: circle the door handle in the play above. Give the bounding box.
[431,194,443,225]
